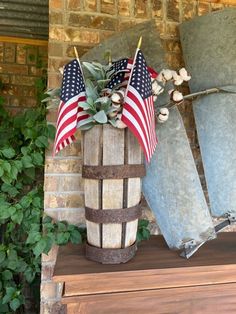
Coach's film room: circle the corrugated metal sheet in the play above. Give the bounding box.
[0,0,48,40]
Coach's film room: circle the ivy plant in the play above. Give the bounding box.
[0,94,84,313]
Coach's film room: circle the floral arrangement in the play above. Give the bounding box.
[44,60,191,130]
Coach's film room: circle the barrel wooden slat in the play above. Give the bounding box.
[102,125,124,249]
[125,130,142,247]
[84,126,102,248]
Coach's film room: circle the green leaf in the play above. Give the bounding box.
[1,183,19,197]
[35,135,48,148]
[32,152,43,166]
[43,216,53,224]
[2,161,11,173]
[20,196,32,209]
[26,231,41,244]
[10,164,18,180]
[11,211,23,224]
[24,167,35,180]
[47,124,56,140]
[10,298,21,311]
[22,155,34,168]
[2,287,15,304]
[32,196,41,207]
[33,238,47,257]
[56,232,70,245]
[78,102,91,110]
[0,251,6,264]
[24,267,35,283]
[1,147,15,159]
[2,270,13,280]
[93,110,108,124]
[0,167,4,177]
[21,146,30,155]
[70,229,82,244]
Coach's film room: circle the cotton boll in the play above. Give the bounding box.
[108,111,118,118]
[59,67,64,75]
[172,71,184,86]
[101,88,112,97]
[111,91,124,104]
[172,91,183,102]
[115,114,127,128]
[162,69,173,81]
[158,108,169,123]
[112,103,121,111]
[153,95,158,102]
[179,68,191,81]
[152,80,164,95]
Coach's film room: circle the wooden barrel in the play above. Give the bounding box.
[82,124,145,264]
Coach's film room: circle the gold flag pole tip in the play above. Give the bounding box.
[73,46,79,59]
[137,36,142,49]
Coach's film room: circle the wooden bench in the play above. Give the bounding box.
[53,232,236,313]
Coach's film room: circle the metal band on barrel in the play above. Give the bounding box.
[85,205,142,223]
[82,164,146,179]
[85,242,137,264]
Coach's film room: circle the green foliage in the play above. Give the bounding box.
[44,60,123,131]
[136,219,151,243]
[0,100,83,312]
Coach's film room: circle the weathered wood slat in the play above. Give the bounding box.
[125,130,142,247]
[83,126,102,248]
[102,125,124,249]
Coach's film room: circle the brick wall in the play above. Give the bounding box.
[0,40,48,114]
[42,0,236,312]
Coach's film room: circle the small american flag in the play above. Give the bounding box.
[53,59,89,156]
[106,58,157,91]
[121,50,157,163]
[106,58,133,90]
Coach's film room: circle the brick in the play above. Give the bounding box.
[152,0,162,18]
[48,43,64,57]
[58,141,82,157]
[40,301,66,314]
[118,0,131,16]
[83,0,97,12]
[68,13,117,30]
[197,2,211,16]
[65,28,100,44]
[166,0,180,22]
[100,30,115,42]
[49,0,64,10]
[50,11,63,24]
[182,0,197,21]
[26,46,37,65]
[45,208,85,225]
[42,245,58,263]
[16,44,27,64]
[11,75,36,86]
[48,57,68,72]
[4,43,16,63]
[47,109,58,123]
[41,282,58,301]
[66,44,92,58]
[47,72,62,89]
[0,43,3,62]
[101,0,116,15]
[210,2,224,11]
[49,27,66,41]
[118,19,136,31]
[45,158,82,173]
[44,192,84,208]
[134,0,148,18]
[45,175,85,193]
[67,0,81,10]
[154,20,165,38]
[21,97,37,107]
[0,63,28,75]
[0,74,10,84]
[41,264,55,281]
[38,46,48,57]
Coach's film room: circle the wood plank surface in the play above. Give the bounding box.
[102,125,124,248]
[83,126,102,248]
[65,282,236,313]
[53,233,236,296]
[125,130,142,247]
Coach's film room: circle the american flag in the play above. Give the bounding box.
[121,50,158,163]
[53,59,89,156]
[106,58,157,90]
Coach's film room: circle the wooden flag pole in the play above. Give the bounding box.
[73,46,86,80]
[124,36,142,98]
